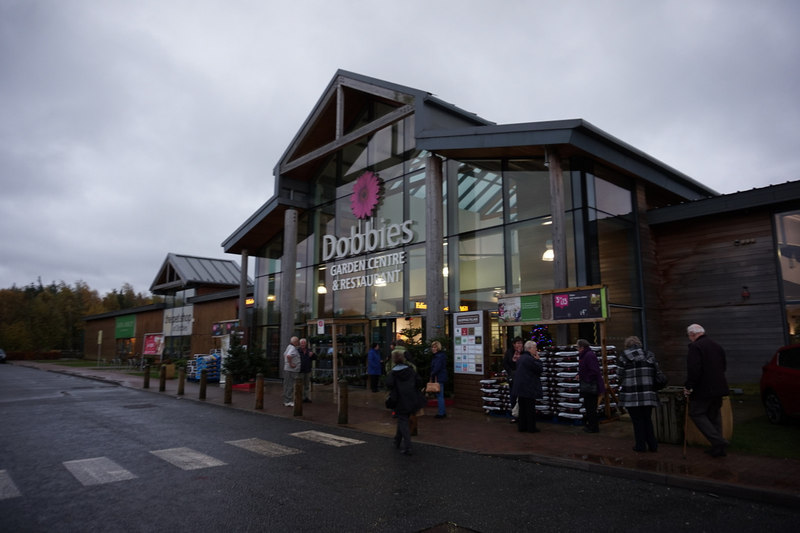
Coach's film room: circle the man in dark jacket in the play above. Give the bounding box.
[512,340,544,433]
[684,324,730,457]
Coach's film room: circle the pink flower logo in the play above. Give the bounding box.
[350,171,382,219]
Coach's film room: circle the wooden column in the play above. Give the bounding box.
[280,209,298,379]
[425,154,445,341]
[548,147,569,343]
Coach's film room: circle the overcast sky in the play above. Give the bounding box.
[1,0,799,296]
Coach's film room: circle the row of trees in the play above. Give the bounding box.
[0,279,154,353]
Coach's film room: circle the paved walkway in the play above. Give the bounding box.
[11,361,800,507]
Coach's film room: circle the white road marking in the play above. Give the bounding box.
[0,470,22,500]
[63,457,137,486]
[289,430,365,447]
[226,438,303,457]
[150,447,226,470]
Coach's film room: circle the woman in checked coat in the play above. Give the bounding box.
[618,336,660,452]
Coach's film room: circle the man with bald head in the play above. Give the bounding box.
[684,324,729,457]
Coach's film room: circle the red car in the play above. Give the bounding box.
[760,344,800,424]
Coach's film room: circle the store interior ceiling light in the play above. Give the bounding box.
[317,283,327,294]
[542,240,554,262]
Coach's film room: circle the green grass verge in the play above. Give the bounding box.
[728,382,800,460]
[34,359,104,368]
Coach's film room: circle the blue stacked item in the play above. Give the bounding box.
[187,352,222,382]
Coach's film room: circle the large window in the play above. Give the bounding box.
[450,160,504,234]
[381,175,405,228]
[505,159,552,223]
[408,244,427,314]
[453,228,505,311]
[506,217,575,294]
[776,210,800,343]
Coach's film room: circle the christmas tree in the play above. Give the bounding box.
[529,324,553,350]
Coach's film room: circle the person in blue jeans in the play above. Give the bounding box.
[429,340,448,419]
[367,342,382,392]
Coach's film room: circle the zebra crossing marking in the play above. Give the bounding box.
[150,447,226,470]
[226,438,302,457]
[0,470,21,500]
[63,457,137,486]
[290,430,365,447]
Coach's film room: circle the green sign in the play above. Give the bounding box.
[115,315,136,339]
[520,294,543,321]
[498,294,542,323]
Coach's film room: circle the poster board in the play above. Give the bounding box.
[142,333,165,358]
[498,286,607,325]
[453,311,488,375]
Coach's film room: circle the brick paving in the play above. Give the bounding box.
[12,361,800,507]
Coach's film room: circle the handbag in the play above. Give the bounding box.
[425,377,441,394]
[385,391,397,409]
[653,362,668,391]
[579,380,598,396]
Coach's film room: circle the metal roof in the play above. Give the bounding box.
[647,180,800,224]
[416,119,717,200]
[150,253,249,294]
[222,70,725,255]
[83,303,166,322]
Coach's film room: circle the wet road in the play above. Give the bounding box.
[0,365,796,532]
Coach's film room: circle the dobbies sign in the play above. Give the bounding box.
[322,171,415,291]
[321,219,413,261]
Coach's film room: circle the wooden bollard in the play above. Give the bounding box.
[338,378,348,425]
[177,369,185,396]
[143,364,150,389]
[293,376,303,416]
[159,365,167,392]
[199,369,207,400]
[255,373,264,410]
[224,372,232,404]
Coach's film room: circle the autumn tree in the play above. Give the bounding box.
[0,280,152,353]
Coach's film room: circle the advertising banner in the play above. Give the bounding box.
[142,333,165,356]
[163,305,193,336]
[552,288,607,320]
[497,286,607,324]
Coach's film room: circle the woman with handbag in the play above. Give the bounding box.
[429,340,448,419]
[577,339,606,433]
[618,336,660,452]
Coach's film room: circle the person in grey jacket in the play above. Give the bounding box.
[511,340,544,433]
[618,336,659,452]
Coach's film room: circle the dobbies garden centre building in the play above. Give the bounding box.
[221,70,799,393]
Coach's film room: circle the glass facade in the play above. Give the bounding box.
[252,113,645,366]
[776,210,800,344]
